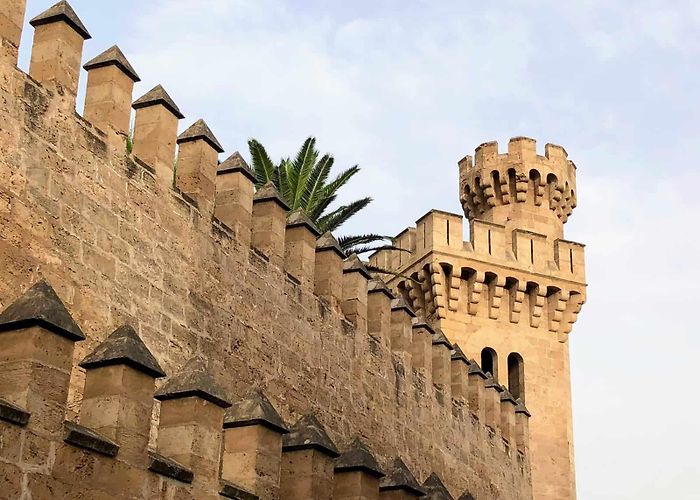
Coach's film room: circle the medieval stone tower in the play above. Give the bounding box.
[0,1,585,499]
[371,138,586,500]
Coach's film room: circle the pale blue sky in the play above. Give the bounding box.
[19,1,700,498]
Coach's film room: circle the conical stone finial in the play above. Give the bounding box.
[253,181,290,210]
[432,328,452,349]
[224,389,289,434]
[286,209,320,236]
[316,231,344,258]
[423,473,454,500]
[391,297,416,317]
[368,279,394,299]
[218,152,255,182]
[0,279,84,341]
[30,0,91,39]
[380,457,426,496]
[177,119,224,153]
[154,357,230,408]
[132,85,185,119]
[450,344,470,364]
[83,45,140,82]
[334,437,385,477]
[79,325,165,378]
[343,254,371,280]
[283,414,340,457]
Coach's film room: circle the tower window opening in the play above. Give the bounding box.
[530,239,534,264]
[481,347,498,381]
[488,230,492,255]
[569,248,574,273]
[447,220,450,245]
[508,353,525,402]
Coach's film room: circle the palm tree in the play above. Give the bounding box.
[248,137,393,256]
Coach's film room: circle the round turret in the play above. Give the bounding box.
[458,137,577,239]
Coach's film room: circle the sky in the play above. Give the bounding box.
[19,1,700,498]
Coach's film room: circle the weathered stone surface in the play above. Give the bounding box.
[253,181,289,210]
[283,414,339,457]
[342,254,371,280]
[63,420,119,457]
[391,297,416,317]
[423,473,454,500]
[154,356,231,408]
[431,328,452,348]
[0,397,30,426]
[334,437,385,477]
[220,480,259,500]
[79,324,165,378]
[224,390,288,434]
[177,118,224,153]
[368,278,394,299]
[83,45,140,82]
[450,344,470,364]
[316,231,345,257]
[29,0,91,39]
[218,151,256,182]
[286,209,320,236]
[380,457,425,496]
[148,451,194,483]
[0,279,85,341]
[132,84,184,119]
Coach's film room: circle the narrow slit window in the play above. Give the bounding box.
[569,248,574,273]
[447,220,450,245]
[488,230,492,255]
[530,239,534,264]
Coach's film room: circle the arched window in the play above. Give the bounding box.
[508,353,525,401]
[481,347,498,381]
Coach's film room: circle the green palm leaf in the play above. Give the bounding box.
[316,197,372,233]
[248,139,276,185]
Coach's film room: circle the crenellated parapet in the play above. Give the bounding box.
[459,137,577,230]
[0,2,534,499]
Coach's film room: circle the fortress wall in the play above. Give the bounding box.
[0,3,532,499]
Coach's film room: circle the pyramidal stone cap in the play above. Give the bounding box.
[458,492,476,500]
[515,399,531,417]
[316,231,344,258]
[367,279,394,299]
[391,297,416,318]
[431,328,452,349]
[379,457,426,496]
[220,480,259,500]
[0,279,85,341]
[224,389,289,434]
[468,360,487,379]
[343,254,372,280]
[154,357,230,408]
[83,45,140,82]
[286,209,320,236]
[132,85,185,119]
[500,389,517,404]
[450,344,471,364]
[177,119,224,153]
[30,0,91,40]
[334,437,385,478]
[79,324,165,378]
[253,181,290,210]
[412,320,434,334]
[484,375,504,392]
[282,414,340,457]
[423,473,455,500]
[217,151,255,182]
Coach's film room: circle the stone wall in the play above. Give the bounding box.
[0,1,532,499]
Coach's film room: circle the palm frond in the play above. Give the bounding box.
[365,264,420,283]
[303,154,334,212]
[320,166,361,200]
[248,138,276,186]
[316,197,372,233]
[337,234,390,249]
[291,137,318,208]
[348,244,411,255]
